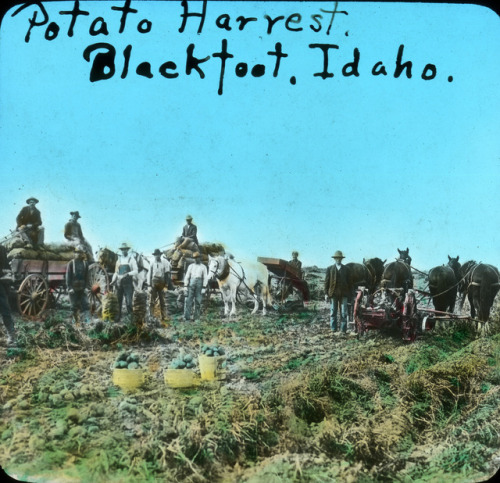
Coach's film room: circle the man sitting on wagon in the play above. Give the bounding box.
[180,214,199,247]
[16,197,44,248]
[289,251,304,279]
[64,211,94,261]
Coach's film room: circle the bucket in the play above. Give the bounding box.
[112,368,145,393]
[198,355,222,381]
[164,369,198,388]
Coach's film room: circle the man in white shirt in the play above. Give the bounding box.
[112,243,138,321]
[183,252,207,321]
[149,248,171,321]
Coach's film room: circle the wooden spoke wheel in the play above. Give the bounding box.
[87,263,110,316]
[17,273,49,318]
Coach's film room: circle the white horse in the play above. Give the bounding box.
[208,255,269,316]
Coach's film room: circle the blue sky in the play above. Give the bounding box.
[0,1,498,269]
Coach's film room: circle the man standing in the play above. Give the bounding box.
[148,249,171,321]
[181,215,199,247]
[64,211,94,261]
[0,244,16,347]
[112,243,138,321]
[324,250,352,333]
[66,246,90,325]
[183,252,207,321]
[16,197,44,247]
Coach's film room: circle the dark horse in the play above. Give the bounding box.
[381,248,413,294]
[363,257,386,289]
[427,257,460,313]
[346,262,375,293]
[449,257,500,322]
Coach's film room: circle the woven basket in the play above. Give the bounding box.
[164,369,198,388]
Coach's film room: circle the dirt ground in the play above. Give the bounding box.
[1,277,500,483]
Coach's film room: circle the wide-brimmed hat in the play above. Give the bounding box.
[75,246,86,253]
[26,197,39,204]
[119,242,131,251]
[192,252,201,258]
[332,250,345,259]
[186,215,193,221]
[70,211,81,219]
[152,248,162,256]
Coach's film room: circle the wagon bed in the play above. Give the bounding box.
[257,257,310,302]
[9,257,109,318]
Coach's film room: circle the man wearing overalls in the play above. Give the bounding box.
[112,243,138,321]
[148,248,171,321]
[66,246,90,325]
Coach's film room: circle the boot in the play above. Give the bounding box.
[6,331,17,347]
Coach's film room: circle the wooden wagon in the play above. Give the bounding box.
[257,257,310,306]
[10,257,110,318]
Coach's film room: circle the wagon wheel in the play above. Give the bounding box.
[17,273,49,318]
[87,263,110,316]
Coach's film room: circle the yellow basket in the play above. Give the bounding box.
[199,355,224,381]
[164,369,199,388]
[112,368,145,393]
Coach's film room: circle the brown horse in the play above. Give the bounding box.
[452,259,500,322]
[381,249,413,294]
[363,257,386,288]
[346,262,375,293]
[428,263,457,313]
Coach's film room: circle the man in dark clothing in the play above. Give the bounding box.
[289,251,303,278]
[64,211,94,261]
[324,250,352,333]
[181,215,199,247]
[16,197,44,247]
[65,246,90,324]
[0,245,17,346]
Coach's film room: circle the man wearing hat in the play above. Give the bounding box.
[181,215,199,247]
[112,243,138,321]
[66,246,90,325]
[183,252,208,321]
[0,244,17,346]
[64,211,94,261]
[148,249,171,321]
[16,197,44,247]
[324,250,352,333]
[289,251,303,278]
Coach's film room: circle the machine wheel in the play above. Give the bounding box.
[87,263,110,316]
[402,291,418,342]
[17,274,49,318]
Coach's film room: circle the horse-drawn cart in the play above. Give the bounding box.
[353,285,472,343]
[257,257,310,307]
[10,257,109,318]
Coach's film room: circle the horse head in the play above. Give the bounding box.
[207,255,225,281]
[447,255,461,276]
[397,248,412,265]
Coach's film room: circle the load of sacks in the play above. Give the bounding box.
[165,241,225,269]
[2,232,84,262]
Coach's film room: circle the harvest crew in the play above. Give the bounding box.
[112,243,138,321]
[16,197,44,247]
[65,246,90,325]
[64,211,94,261]
[148,249,171,321]
[0,244,16,347]
[183,252,207,321]
[324,250,352,333]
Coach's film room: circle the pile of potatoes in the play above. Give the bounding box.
[114,351,141,370]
